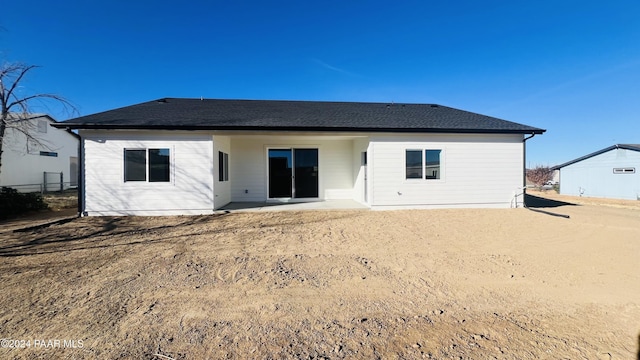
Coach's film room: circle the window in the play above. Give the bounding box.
[613,167,635,174]
[124,150,147,181]
[37,120,48,133]
[149,149,170,182]
[425,150,441,179]
[219,151,229,181]
[124,148,170,182]
[406,150,423,179]
[39,151,58,157]
[405,149,442,180]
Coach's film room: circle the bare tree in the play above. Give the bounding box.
[526,165,554,189]
[0,62,76,178]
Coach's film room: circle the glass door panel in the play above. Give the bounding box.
[268,149,292,198]
[294,149,318,198]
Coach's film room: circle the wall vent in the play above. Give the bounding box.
[613,167,635,174]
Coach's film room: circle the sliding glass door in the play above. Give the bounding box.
[268,148,318,199]
[268,149,293,198]
[293,149,319,198]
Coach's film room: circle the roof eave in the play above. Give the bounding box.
[52,123,545,135]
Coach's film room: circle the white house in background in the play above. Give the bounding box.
[553,144,640,200]
[0,114,79,192]
[53,98,545,216]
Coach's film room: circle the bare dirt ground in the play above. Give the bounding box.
[1,194,639,359]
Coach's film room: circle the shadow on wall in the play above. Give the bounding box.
[637,333,639,360]
[524,194,576,208]
[86,147,215,215]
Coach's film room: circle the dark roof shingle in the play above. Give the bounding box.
[54,98,545,134]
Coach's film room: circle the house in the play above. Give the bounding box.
[53,98,545,216]
[552,144,640,200]
[0,114,79,192]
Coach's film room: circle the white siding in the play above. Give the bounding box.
[369,133,524,209]
[213,135,231,209]
[0,116,78,192]
[76,130,529,214]
[230,138,266,202]
[352,138,370,204]
[230,136,355,202]
[559,148,640,200]
[81,130,214,216]
[323,139,353,199]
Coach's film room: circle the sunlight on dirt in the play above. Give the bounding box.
[1,200,639,359]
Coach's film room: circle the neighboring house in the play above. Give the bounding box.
[551,169,560,184]
[53,98,545,216]
[552,144,640,200]
[0,114,79,192]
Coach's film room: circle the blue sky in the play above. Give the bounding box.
[2,0,639,166]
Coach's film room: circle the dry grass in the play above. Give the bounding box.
[42,189,78,211]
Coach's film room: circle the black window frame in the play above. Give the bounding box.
[149,148,171,182]
[219,151,229,182]
[124,149,147,182]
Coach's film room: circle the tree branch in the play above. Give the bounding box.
[0,62,78,177]
[5,65,38,105]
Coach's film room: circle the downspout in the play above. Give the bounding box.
[522,133,536,207]
[78,134,85,216]
[521,132,570,218]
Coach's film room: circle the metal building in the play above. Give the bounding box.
[553,144,640,200]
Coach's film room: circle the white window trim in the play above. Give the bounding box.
[404,148,445,182]
[123,147,175,185]
[264,145,321,202]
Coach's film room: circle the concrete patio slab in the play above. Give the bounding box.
[218,200,369,212]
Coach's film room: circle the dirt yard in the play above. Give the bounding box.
[1,194,639,359]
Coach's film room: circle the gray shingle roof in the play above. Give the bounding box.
[54,98,545,134]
